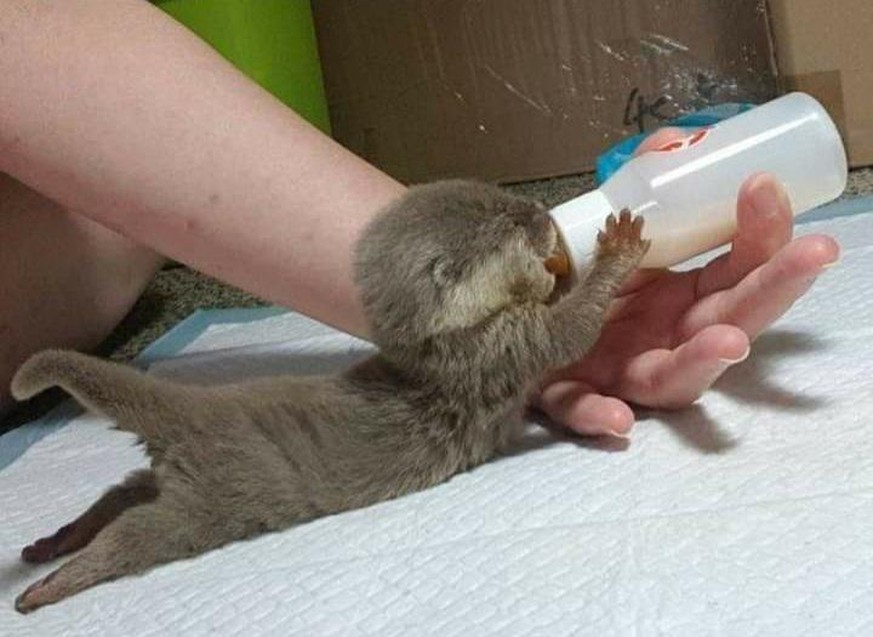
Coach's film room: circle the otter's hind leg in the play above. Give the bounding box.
[21,469,158,564]
[14,487,227,614]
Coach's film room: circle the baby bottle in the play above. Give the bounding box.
[548,92,848,274]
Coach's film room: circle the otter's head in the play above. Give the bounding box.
[355,180,565,356]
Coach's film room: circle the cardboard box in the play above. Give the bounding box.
[768,0,873,167]
[312,0,778,184]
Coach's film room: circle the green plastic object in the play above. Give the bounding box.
[154,0,331,134]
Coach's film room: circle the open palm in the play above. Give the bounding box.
[536,129,840,437]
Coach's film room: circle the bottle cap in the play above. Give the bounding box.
[548,189,613,278]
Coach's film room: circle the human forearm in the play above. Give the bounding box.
[0,0,405,337]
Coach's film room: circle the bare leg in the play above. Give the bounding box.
[21,470,159,565]
[0,174,164,412]
[16,493,228,614]
[0,0,405,343]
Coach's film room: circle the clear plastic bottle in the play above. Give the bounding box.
[548,92,848,274]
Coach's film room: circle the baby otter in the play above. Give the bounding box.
[11,180,649,613]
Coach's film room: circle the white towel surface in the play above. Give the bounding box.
[1,209,872,636]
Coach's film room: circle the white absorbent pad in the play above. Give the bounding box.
[1,204,872,636]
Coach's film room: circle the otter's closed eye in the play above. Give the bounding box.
[430,257,459,286]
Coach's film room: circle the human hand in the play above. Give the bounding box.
[534,127,840,437]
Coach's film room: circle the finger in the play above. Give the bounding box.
[634,127,688,155]
[537,380,635,437]
[697,172,793,295]
[619,325,750,409]
[682,234,839,341]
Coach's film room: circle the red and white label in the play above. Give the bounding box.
[653,127,711,153]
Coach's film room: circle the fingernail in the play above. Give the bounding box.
[608,428,632,440]
[820,259,840,270]
[719,346,751,365]
[749,178,784,221]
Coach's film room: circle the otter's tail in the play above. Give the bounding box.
[11,349,186,445]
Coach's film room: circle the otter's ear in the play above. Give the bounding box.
[430,257,460,287]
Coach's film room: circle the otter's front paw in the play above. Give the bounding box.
[596,209,651,262]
